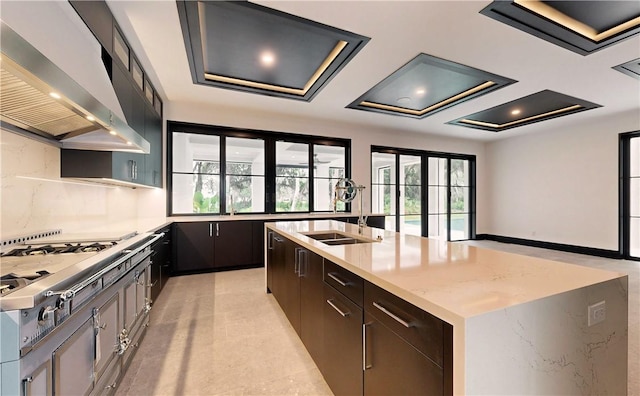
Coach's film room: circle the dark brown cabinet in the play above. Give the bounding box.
[266,228,454,396]
[363,312,444,395]
[364,281,453,395]
[298,248,325,368]
[173,221,258,274]
[213,221,254,268]
[271,234,300,333]
[268,232,325,364]
[150,226,171,303]
[323,282,363,396]
[174,222,214,272]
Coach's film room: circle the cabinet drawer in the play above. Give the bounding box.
[323,283,363,396]
[323,260,363,307]
[364,281,445,368]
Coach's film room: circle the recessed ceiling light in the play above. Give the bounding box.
[49,92,61,99]
[397,97,412,104]
[126,141,133,145]
[86,115,95,122]
[415,88,426,96]
[260,51,275,67]
[511,109,521,115]
[109,130,117,136]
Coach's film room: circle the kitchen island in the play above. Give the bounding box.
[265,220,628,395]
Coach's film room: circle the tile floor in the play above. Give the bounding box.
[116,241,639,396]
[115,268,332,396]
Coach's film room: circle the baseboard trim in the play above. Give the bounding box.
[475,234,623,259]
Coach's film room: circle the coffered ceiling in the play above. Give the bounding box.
[106,1,640,142]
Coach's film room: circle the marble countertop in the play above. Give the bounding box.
[170,212,382,222]
[265,220,625,326]
[30,213,383,240]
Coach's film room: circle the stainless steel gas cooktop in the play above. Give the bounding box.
[0,231,137,296]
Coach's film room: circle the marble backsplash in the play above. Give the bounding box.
[0,129,166,239]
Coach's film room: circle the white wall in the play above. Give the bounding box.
[0,129,166,237]
[485,109,640,250]
[166,101,489,232]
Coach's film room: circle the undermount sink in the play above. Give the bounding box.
[302,231,378,245]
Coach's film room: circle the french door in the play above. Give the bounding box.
[621,131,640,260]
[371,147,475,241]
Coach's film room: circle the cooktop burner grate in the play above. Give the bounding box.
[1,242,117,257]
[0,270,51,295]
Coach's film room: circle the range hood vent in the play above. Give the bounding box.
[0,22,149,153]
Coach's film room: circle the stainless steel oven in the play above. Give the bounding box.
[0,231,163,395]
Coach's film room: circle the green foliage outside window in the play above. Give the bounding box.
[276,166,309,211]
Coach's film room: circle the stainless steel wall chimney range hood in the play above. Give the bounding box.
[0,22,150,154]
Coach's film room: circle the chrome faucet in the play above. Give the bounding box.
[334,178,366,233]
[356,185,366,234]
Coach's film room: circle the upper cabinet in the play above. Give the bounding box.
[69,1,113,54]
[66,1,163,188]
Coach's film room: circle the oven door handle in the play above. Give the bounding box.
[45,233,162,302]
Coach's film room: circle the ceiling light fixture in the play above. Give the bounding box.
[511,109,521,115]
[109,130,117,136]
[260,51,275,67]
[513,0,640,42]
[361,81,497,116]
[460,104,582,129]
[415,88,426,96]
[86,115,95,122]
[49,92,61,99]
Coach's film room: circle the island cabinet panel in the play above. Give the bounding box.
[265,226,453,396]
[324,259,364,306]
[271,234,300,333]
[363,311,443,396]
[173,221,258,274]
[268,233,327,367]
[323,282,364,396]
[364,281,453,395]
[298,249,325,370]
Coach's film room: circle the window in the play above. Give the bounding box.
[427,157,447,239]
[226,137,265,213]
[276,142,309,212]
[399,155,422,236]
[372,146,475,241]
[371,152,396,230]
[621,131,640,260]
[314,145,346,211]
[168,122,350,215]
[428,157,473,241]
[172,133,220,214]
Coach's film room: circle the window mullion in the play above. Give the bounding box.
[220,135,227,214]
[446,158,452,242]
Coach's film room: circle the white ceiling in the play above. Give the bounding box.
[107,1,640,142]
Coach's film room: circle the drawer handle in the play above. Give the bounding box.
[373,302,412,328]
[326,299,350,317]
[363,322,373,370]
[327,272,349,287]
